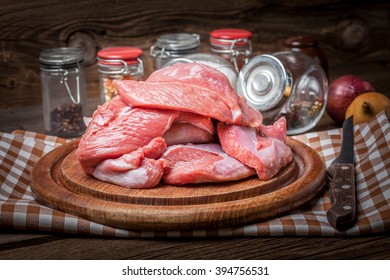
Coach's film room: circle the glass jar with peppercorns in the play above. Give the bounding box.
[40,47,87,138]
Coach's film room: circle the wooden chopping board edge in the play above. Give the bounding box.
[31,137,326,231]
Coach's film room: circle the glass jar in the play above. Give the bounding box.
[237,51,328,135]
[150,33,200,70]
[40,47,87,138]
[97,46,144,102]
[284,35,329,78]
[210,28,252,72]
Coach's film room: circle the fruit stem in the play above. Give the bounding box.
[362,102,374,115]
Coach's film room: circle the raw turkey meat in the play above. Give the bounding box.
[161,143,255,185]
[163,123,215,146]
[92,138,167,188]
[115,62,263,127]
[116,80,239,124]
[174,112,215,135]
[76,62,292,189]
[217,118,293,180]
[76,96,178,174]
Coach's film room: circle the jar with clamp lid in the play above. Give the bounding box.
[150,33,200,70]
[210,28,252,72]
[40,47,87,138]
[97,46,144,102]
[237,51,328,135]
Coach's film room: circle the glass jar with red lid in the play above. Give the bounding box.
[97,46,144,102]
[210,28,253,72]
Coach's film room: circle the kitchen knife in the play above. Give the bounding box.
[326,116,356,231]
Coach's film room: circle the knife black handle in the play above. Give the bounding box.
[326,163,356,231]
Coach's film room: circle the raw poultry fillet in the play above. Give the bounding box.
[115,62,263,127]
[217,118,293,180]
[76,96,178,175]
[76,62,293,188]
[161,143,256,185]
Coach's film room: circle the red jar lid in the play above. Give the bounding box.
[210,28,253,43]
[97,47,143,65]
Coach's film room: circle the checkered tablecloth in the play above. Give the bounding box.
[1,111,389,237]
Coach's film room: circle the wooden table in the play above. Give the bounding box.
[0,229,389,259]
[1,104,389,260]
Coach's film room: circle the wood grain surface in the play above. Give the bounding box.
[0,230,389,260]
[1,0,390,261]
[30,137,326,231]
[60,142,300,206]
[1,0,389,113]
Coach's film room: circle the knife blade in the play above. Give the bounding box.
[326,116,356,231]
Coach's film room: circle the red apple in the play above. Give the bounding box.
[326,75,375,125]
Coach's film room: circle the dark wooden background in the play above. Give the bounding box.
[1,0,390,260]
[1,0,389,116]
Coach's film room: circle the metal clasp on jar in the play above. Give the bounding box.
[150,33,200,69]
[43,62,81,105]
[97,57,144,76]
[211,38,252,72]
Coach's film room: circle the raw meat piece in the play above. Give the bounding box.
[161,143,255,185]
[142,137,168,159]
[174,112,215,135]
[92,137,167,188]
[259,117,288,143]
[163,123,215,146]
[217,118,293,180]
[76,96,178,174]
[147,62,242,121]
[116,79,238,124]
[148,63,263,128]
[93,157,166,189]
[75,62,286,188]
[115,62,263,127]
[237,95,263,128]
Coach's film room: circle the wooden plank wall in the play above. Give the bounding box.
[1,0,389,110]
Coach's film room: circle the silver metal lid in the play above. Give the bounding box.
[39,47,84,66]
[237,54,288,111]
[156,33,200,50]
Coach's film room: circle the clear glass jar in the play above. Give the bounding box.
[150,33,200,70]
[97,46,144,102]
[237,51,328,135]
[284,35,329,78]
[40,47,87,138]
[210,28,252,72]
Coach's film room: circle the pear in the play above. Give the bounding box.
[345,92,390,124]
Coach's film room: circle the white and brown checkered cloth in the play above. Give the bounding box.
[1,111,389,237]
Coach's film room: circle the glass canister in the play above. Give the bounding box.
[210,28,253,72]
[237,51,328,135]
[284,35,329,78]
[150,33,200,70]
[97,46,144,102]
[40,47,87,138]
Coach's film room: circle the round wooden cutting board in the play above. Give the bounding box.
[31,138,326,231]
